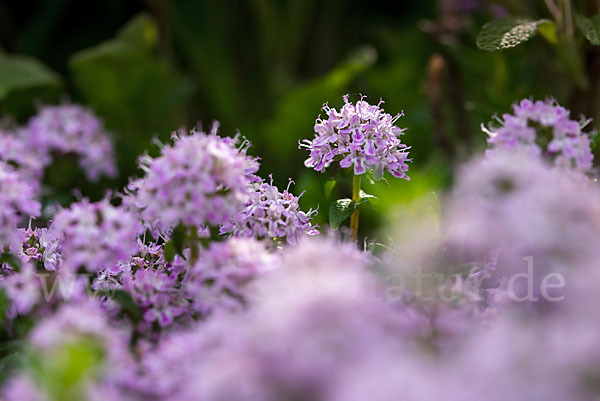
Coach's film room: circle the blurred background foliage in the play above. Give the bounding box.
[0,0,598,235]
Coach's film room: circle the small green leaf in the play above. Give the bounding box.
[358,190,379,205]
[329,198,356,230]
[538,21,558,44]
[0,288,8,326]
[0,253,22,272]
[590,130,600,149]
[575,13,600,45]
[163,240,176,263]
[198,225,224,248]
[0,352,25,381]
[171,223,187,251]
[324,179,337,199]
[476,17,546,51]
[164,223,187,262]
[109,289,142,322]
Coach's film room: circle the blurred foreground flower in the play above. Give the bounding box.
[25,104,117,181]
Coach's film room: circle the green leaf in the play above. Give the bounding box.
[324,179,337,199]
[69,13,193,180]
[97,289,142,322]
[0,253,22,272]
[575,13,600,45]
[0,53,61,119]
[164,223,187,262]
[329,198,356,230]
[31,338,105,401]
[538,21,558,44]
[476,17,547,51]
[198,225,224,249]
[0,340,25,354]
[110,290,142,322]
[0,54,61,100]
[0,352,25,381]
[358,190,379,205]
[163,240,177,263]
[590,130,600,149]
[0,288,8,326]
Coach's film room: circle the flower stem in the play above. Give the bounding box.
[350,174,361,243]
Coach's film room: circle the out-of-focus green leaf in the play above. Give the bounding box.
[0,351,25,383]
[31,338,105,401]
[0,288,8,326]
[110,290,142,322]
[476,17,546,51]
[0,53,62,119]
[329,198,356,230]
[171,223,187,257]
[538,21,558,44]
[575,13,600,45]
[0,54,61,99]
[164,223,190,262]
[361,165,449,221]
[169,1,242,123]
[590,130,600,149]
[163,240,177,263]
[0,253,22,272]
[324,178,337,199]
[69,13,193,180]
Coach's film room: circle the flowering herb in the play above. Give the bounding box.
[301,95,411,241]
[221,176,319,245]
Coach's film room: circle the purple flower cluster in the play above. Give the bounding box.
[4,98,600,401]
[301,95,411,179]
[0,161,41,252]
[25,104,117,181]
[0,228,64,319]
[91,237,273,336]
[483,98,594,173]
[221,176,319,244]
[20,228,62,272]
[48,199,141,273]
[94,240,191,332]
[127,124,260,233]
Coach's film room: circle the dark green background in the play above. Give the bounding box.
[0,0,595,232]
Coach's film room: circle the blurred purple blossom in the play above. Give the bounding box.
[0,161,41,252]
[25,104,117,181]
[483,98,595,173]
[48,199,141,273]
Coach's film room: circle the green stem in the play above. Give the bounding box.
[350,174,361,243]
